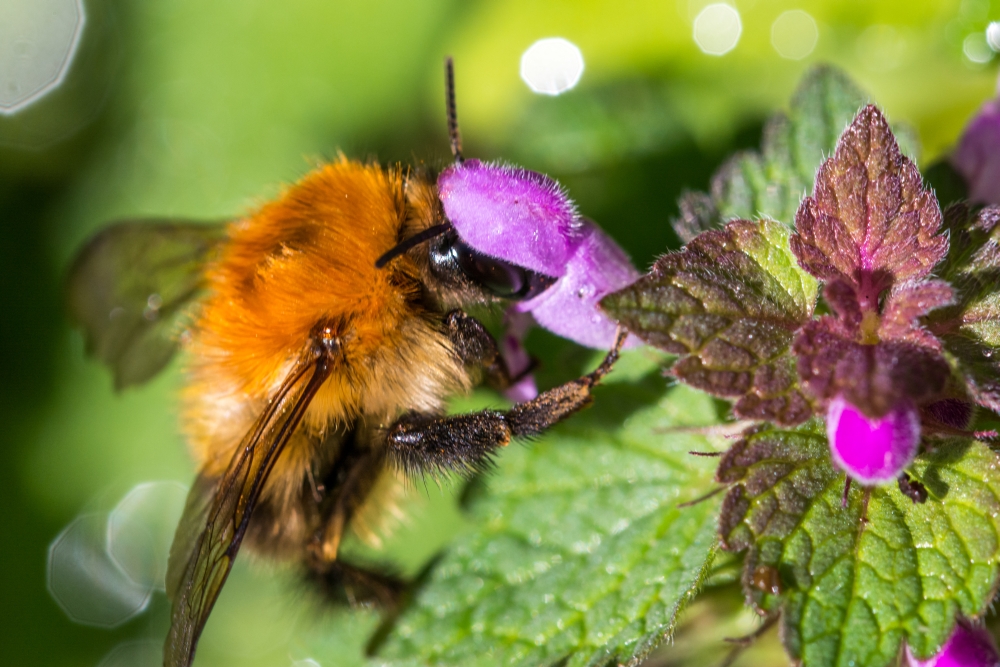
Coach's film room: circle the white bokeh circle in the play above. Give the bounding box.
[520,37,585,96]
[0,0,86,114]
[693,4,742,56]
[771,10,819,60]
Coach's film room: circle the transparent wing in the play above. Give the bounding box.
[67,220,226,389]
[163,341,336,667]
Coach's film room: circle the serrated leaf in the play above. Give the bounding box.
[674,66,918,240]
[602,219,817,425]
[932,205,1000,411]
[378,355,723,667]
[790,105,947,297]
[718,421,1000,667]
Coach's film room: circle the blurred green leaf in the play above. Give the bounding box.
[377,353,724,667]
[602,219,817,426]
[673,66,919,243]
[718,421,1000,667]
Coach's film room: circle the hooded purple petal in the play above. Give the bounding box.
[952,98,1000,206]
[514,220,640,349]
[826,395,920,484]
[907,620,1000,667]
[437,159,582,276]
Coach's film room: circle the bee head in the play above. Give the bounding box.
[377,58,640,350]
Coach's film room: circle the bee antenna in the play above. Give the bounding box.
[375,223,452,269]
[444,56,463,163]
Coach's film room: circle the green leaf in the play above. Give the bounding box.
[377,353,724,667]
[674,65,920,242]
[602,219,817,425]
[718,421,1000,667]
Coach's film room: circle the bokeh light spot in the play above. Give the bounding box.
[47,513,152,628]
[988,22,1000,52]
[520,38,584,96]
[771,10,819,60]
[0,0,85,115]
[106,481,188,591]
[693,4,742,56]
[964,32,993,64]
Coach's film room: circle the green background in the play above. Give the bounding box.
[1,1,998,665]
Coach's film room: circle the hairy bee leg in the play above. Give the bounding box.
[386,329,625,475]
[307,560,407,610]
[442,310,513,390]
[310,447,385,563]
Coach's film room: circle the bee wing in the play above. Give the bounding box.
[163,342,336,667]
[67,220,227,389]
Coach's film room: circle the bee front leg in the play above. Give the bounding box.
[443,310,523,391]
[386,329,624,476]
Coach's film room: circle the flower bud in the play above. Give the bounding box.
[907,620,1000,667]
[952,98,1000,205]
[826,396,920,484]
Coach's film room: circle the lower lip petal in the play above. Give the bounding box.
[826,396,921,484]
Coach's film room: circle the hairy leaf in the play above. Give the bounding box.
[673,65,918,240]
[378,354,724,667]
[603,219,817,425]
[931,205,1000,411]
[789,105,947,300]
[718,422,1000,667]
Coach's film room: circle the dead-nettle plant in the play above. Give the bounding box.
[602,83,1000,664]
[372,67,1000,667]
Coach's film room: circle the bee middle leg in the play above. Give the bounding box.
[386,329,625,476]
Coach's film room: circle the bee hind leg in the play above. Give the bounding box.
[306,559,407,610]
[386,328,625,476]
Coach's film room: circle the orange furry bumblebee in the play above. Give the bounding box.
[68,61,627,667]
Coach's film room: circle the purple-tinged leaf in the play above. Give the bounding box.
[879,279,954,345]
[907,619,1000,667]
[790,105,947,305]
[602,219,817,425]
[930,205,1000,411]
[794,318,950,418]
[826,395,920,484]
[951,97,1000,206]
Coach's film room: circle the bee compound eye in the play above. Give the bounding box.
[454,241,557,300]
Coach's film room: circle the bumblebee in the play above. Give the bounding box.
[68,60,635,667]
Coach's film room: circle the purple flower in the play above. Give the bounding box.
[826,395,920,484]
[952,97,1000,205]
[439,159,639,350]
[499,309,538,402]
[907,620,1000,667]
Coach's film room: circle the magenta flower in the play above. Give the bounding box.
[826,396,920,484]
[438,159,639,351]
[907,620,1000,667]
[952,97,1000,205]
